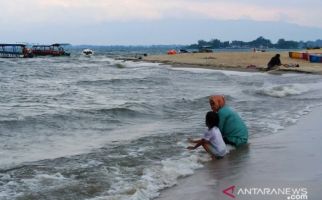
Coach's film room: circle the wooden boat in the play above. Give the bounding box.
[288,52,309,60]
[0,44,33,58]
[309,54,322,63]
[32,43,70,56]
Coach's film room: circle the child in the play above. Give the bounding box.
[187,111,227,159]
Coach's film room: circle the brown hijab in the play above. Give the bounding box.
[209,95,225,112]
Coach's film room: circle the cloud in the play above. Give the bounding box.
[1,0,322,44]
[0,0,321,28]
[29,0,166,22]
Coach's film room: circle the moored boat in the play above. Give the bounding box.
[309,54,322,63]
[0,44,33,58]
[288,51,309,60]
[32,43,70,56]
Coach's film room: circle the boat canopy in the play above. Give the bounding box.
[0,44,27,47]
[32,43,70,48]
[0,44,31,58]
[52,43,70,46]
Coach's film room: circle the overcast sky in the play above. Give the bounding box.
[1,0,322,45]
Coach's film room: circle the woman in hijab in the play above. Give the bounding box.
[266,54,282,71]
[209,95,248,147]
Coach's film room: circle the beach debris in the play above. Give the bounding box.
[204,56,216,59]
[282,64,300,68]
[246,64,257,69]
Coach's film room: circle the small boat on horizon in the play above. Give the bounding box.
[82,49,94,56]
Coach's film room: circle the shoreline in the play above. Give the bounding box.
[164,62,316,75]
[141,51,322,75]
[156,106,322,200]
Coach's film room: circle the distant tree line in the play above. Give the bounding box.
[188,36,322,49]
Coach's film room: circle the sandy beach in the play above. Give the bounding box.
[156,106,322,200]
[144,50,322,74]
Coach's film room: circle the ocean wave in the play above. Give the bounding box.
[219,70,265,77]
[76,78,138,86]
[170,67,218,74]
[76,76,169,87]
[73,101,159,118]
[0,111,122,131]
[0,154,204,200]
[110,60,162,69]
[161,95,235,116]
[0,115,44,129]
[0,171,73,199]
[90,139,236,200]
[256,84,311,98]
[89,154,205,200]
[77,107,149,118]
[120,102,157,115]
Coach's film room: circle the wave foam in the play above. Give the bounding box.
[89,154,205,200]
[90,141,235,200]
[0,172,70,199]
[257,84,310,97]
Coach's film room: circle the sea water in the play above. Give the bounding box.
[1,53,322,200]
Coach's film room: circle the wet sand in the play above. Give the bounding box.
[156,106,322,200]
[144,50,322,74]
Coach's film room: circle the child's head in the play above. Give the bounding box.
[205,111,219,129]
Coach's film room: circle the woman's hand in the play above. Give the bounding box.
[187,146,195,150]
[188,138,201,143]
